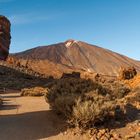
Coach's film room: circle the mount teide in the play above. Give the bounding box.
[13,40,140,77]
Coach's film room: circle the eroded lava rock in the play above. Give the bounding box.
[0,15,11,60]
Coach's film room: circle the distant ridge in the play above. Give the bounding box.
[13,39,140,77]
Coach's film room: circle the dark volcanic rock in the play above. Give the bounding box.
[119,66,137,80]
[0,15,11,60]
[61,72,81,79]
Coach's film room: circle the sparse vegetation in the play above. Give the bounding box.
[102,81,131,99]
[0,64,51,90]
[45,78,109,104]
[71,92,116,129]
[45,77,130,129]
[124,86,140,109]
[21,87,48,96]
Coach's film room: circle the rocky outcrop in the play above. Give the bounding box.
[119,66,137,80]
[0,15,11,60]
[2,55,46,78]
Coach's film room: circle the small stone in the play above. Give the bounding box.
[110,138,115,140]
[90,129,98,135]
[90,135,97,140]
[63,131,67,135]
[87,129,92,137]
[135,132,140,137]
[112,133,119,139]
[90,137,94,140]
[110,129,115,133]
[102,136,110,140]
[97,132,102,139]
[115,121,121,125]
[99,129,106,135]
[134,120,140,126]
[73,132,77,136]
[125,134,135,139]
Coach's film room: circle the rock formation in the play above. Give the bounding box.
[0,15,11,60]
[119,66,137,80]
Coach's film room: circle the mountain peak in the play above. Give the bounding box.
[64,39,79,48]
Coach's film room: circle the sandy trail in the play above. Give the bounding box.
[0,91,87,140]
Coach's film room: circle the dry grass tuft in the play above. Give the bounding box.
[71,93,116,128]
[102,81,131,99]
[45,78,109,104]
[21,87,48,96]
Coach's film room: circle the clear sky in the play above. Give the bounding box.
[0,0,140,60]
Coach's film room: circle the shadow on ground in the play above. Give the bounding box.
[0,110,67,140]
[0,104,20,110]
[102,103,140,129]
[0,65,55,90]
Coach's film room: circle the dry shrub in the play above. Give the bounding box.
[124,74,140,88]
[102,81,131,99]
[53,95,76,117]
[126,86,140,104]
[21,86,48,96]
[45,78,109,104]
[72,92,116,128]
[45,78,123,129]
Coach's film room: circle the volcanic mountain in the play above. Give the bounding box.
[13,40,140,77]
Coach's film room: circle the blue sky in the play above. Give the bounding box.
[0,0,140,60]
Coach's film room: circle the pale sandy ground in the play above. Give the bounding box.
[0,90,87,140]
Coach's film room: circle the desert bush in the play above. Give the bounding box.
[53,95,76,117]
[102,81,131,99]
[45,78,121,129]
[45,78,109,105]
[21,86,48,96]
[126,86,140,103]
[71,92,116,128]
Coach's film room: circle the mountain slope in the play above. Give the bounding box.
[13,40,140,77]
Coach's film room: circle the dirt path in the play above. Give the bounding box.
[0,91,87,140]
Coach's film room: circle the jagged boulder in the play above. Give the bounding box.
[119,66,137,80]
[0,15,11,60]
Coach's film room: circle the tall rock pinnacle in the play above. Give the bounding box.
[0,15,11,60]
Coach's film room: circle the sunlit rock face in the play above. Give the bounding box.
[0,15,11,60]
